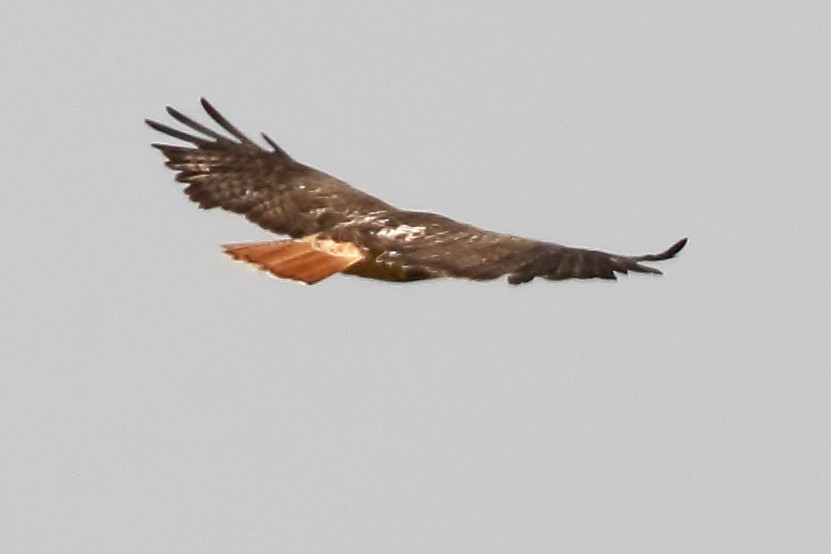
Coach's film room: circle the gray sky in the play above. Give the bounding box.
[2,1,829,552]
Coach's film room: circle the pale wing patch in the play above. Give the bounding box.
[377,224,426,241]
[223,234,364,284]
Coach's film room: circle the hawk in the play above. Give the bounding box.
[147,99,686,285]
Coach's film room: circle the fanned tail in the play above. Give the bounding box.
[223,235,365,284]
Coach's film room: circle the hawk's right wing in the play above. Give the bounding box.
[326,210,688,284]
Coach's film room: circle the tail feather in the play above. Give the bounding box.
[223,235,365,284]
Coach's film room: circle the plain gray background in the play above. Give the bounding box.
[2,1,829,552]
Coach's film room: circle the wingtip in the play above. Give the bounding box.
[642,265,663,276]
[260,131,292,158]
[653,236,688,259]
[668,237,688,256]
[630,236,688,263]
[145,118,165,131]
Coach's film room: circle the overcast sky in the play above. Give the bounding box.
[2,1,830,552]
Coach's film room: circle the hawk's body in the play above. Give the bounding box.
[147,99,686,285]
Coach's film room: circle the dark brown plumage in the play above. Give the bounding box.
[147,99,686,285]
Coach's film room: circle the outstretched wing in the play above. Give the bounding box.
[146,98,393,238]
[328,211,687,284]
[496,236,688,283]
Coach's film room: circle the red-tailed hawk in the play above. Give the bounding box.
[147,99,686,285]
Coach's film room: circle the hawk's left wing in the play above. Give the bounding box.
[146,98,394,239]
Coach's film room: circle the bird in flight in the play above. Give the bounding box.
[147,99,686,285]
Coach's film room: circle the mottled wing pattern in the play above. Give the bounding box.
[329,211,687,283]
[146,98,393,239]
